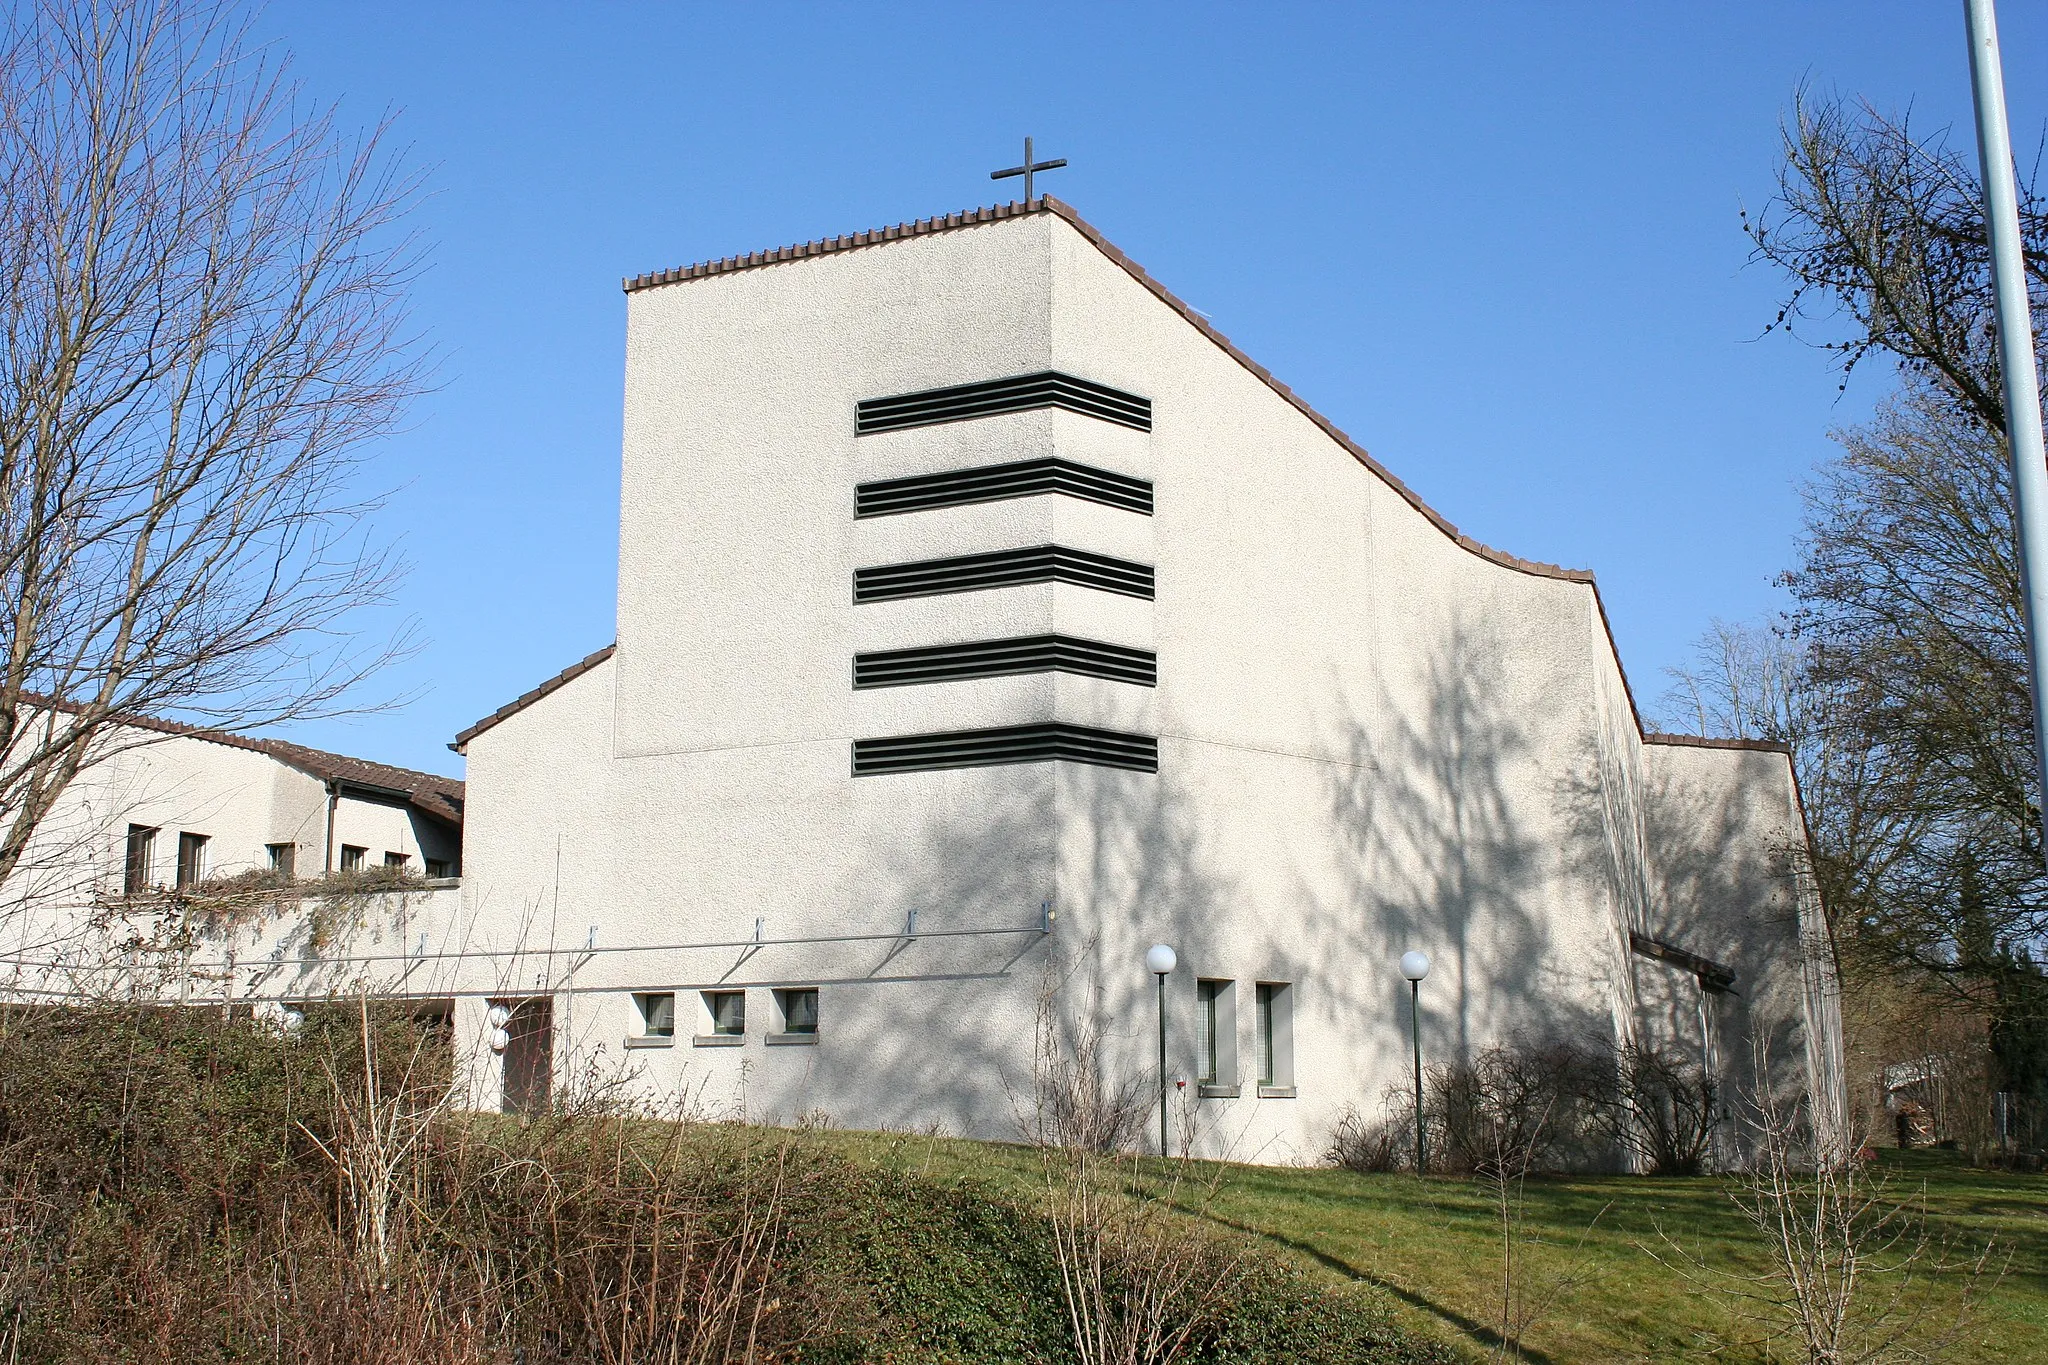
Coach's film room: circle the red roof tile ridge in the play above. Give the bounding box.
[26,695,463,825]
[451,643,617,751]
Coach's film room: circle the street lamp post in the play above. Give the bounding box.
[1400,951,1431,1176]
[1146,943,1177,1159]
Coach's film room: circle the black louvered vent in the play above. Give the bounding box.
[855,545,1153,603]
[856,457,1152,518]
[853,723,1158,776]
[854,635,1156,689]
[857,372,1151,436]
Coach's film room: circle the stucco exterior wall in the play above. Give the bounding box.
[1640,739,1847,1153]
[445,206,1841,1161]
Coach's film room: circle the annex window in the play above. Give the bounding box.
[1256,982,1294,1095]
[637,992,676,1038]
[424,859,450,879]
[176,832,208,889]
[1196,979,1237,1094]
[339,845,366,872]
[123,825,157,896]
[265,842,296,878]
[775,988,819,1037]
[702,990,745,1037]
[383,851,410,870]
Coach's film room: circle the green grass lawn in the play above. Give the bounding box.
[831,1134,2046,1363]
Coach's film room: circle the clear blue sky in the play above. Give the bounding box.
[246,2,2048,779]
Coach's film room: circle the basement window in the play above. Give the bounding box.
[266,842,296,877]
[176,832,208,889]
[703,991,745,1036]
[638,993,676,1037]
[123,825,157,895]
[1256,982,1295,1097]
[774,988,819,1040]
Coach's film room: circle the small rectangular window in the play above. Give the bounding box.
[1197,979,1236,1088]
[1256,982,1294,1093]
[176,832,208,889]
[424,858,449,879]
[266,842,296,877]
[637,992,676,1037]
[123,825,156,895]
[776,988,819,1035]
[339,845,366,872]
[703,991,745,1036]
[383,851,409,870]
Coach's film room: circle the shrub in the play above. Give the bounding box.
[1325,1103,1407,1173]
[1426,1041,1597,1177]
[1574,1041,1720,1175]
[0,1003,1454,1364]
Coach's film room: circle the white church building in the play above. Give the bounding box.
[8,198,1844,1165]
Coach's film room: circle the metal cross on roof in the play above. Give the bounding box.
[991,137,1066,203]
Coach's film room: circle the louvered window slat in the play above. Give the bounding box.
[855,545,1153,603]
[856,372,1151,435]
[855,458,1152,518]
[853,723,1158,775]
[854,635,1156,688]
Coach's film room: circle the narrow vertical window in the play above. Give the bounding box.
[1256,982,1294,1094]
[176,832,208,889]
[123,825,156,895]
[1198,981,1219,1084]
[266,842,296,878]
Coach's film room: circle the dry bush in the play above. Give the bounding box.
[1019,962,1266,1364]
[1652,1051,2000,1365]
[1041,1146,1257,1365]
[1324,1100,1407,1173]
[1427,1041,1593,1178]
[1574,1040,1721,1176]
[1021,965,1151,1154]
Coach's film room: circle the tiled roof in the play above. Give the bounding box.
[65,704,465,827]
[450,644,616,752]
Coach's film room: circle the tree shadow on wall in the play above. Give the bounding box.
[1632,746,1821,1139]
[795,756,1247,1148]
[1315,615,1609,1083]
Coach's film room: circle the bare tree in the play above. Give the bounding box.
[0,0,425,894]
[1745,86,2046,427]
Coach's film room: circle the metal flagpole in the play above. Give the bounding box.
[1965,0,2048,865]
